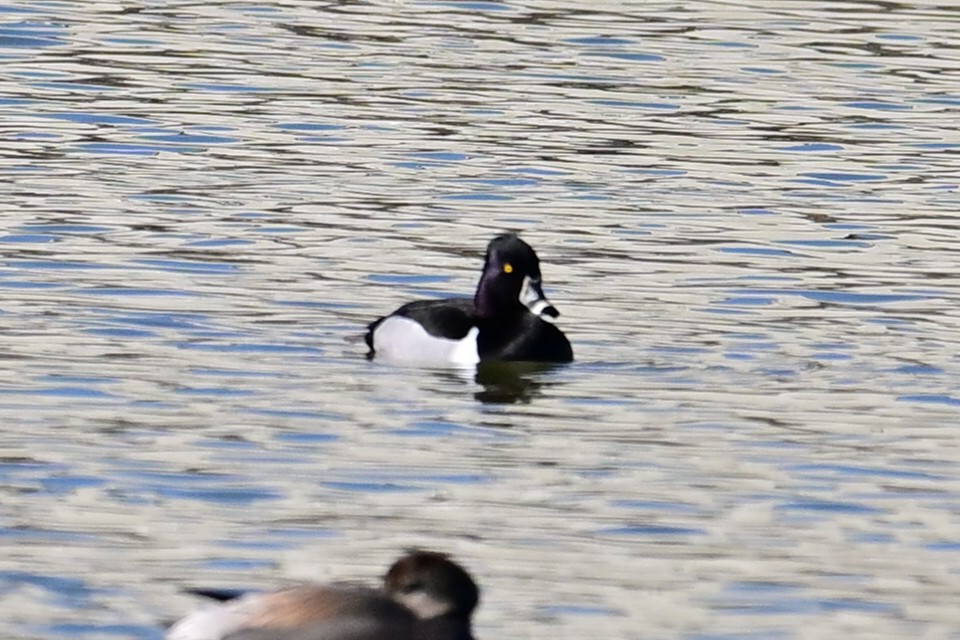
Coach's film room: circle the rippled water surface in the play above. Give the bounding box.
[2,0,960,638]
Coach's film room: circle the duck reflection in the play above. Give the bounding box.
[471,360,565,404]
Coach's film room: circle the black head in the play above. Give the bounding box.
[383,551,480,621]
[474,233,559,320]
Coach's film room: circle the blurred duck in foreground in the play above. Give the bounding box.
[167,550,479,640]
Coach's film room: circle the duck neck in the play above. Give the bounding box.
[474,283,524,319]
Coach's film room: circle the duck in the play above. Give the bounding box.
[365,233,573,365]
[167,550,479,640]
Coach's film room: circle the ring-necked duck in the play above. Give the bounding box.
[167,550,479,640]
[365,233,573,365]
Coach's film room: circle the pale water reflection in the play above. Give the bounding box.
[1,0,960,639]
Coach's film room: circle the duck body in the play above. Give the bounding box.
[170,586,414,640]
[365,234,573,365]
[167,551,478,640]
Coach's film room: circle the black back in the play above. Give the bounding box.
[393,298,474,341]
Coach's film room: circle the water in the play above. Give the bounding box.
[1,0,959,638]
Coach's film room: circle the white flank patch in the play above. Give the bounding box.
[372,316,479,366]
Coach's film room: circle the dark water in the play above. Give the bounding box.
[1,1,959,638]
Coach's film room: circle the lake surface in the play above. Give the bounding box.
[2,0,959,638]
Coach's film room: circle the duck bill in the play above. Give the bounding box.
[520,275,559,318]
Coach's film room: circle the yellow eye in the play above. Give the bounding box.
[504,263,513,274]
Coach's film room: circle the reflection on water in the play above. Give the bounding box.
[2,0,960,638]
[473,361,559,404]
